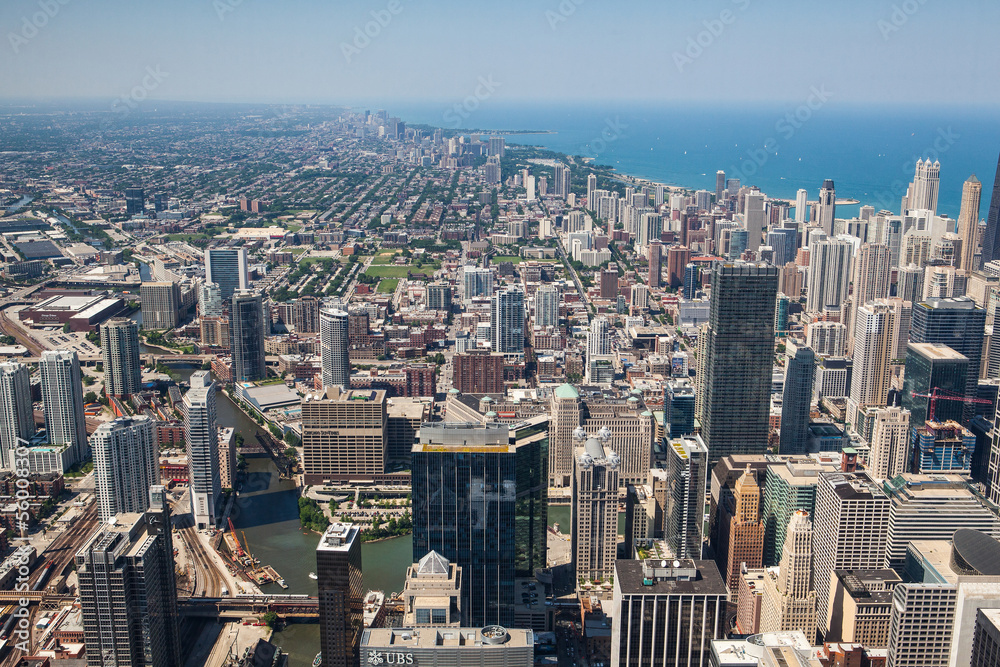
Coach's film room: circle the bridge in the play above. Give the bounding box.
[142,354,215,365]
[178,595,318,620]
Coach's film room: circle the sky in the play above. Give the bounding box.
[2,0,1000,108]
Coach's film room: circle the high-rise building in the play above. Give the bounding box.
[0,361,33,469]
[572,436,620,587]
[911,420,976,475]
[292,295,322,333]
[630,284,650,312]
[716,170,726,202]
[806,237,854,313]
[320,308,350,388]
[317,523,364,667]
[849,300,905,428]
[139,281,181,330]
[909,296,986,424]
[184,371,219,529]
[666,246,691,288]
[767,228,799,267]
[806,321,847,357]
[205,247,248,300]
[490,287,525,361]
[231,290,267,382]
[760,510,817,636]
[901,342,969,428]
[760,457,840,566]
[587,317,611,360]
[972,608,1000,667]
[452,350,505,394]
[40,351,87,470]
[779,346,816,455]
[92,416,159,521]
[683,263,699,299]
[957,175,983,273]
[744,190,766,251]
[795,188,808,225]
[665,379,696,437]
[77,487,181,667]
[301,386,388,485]
[849,243,892,352]
[818,179,836,236]
[101,318,141,398]
[554,162,571,199]
[425,283,453,312]
[647,242,662,289]
[412,421,548,627]
[812,472,890,636]
[867,405,911,481]
[699,262,779,459]
[723,466,766,591]
[897,263,924,304]
[534,285,560,328]
[610,559,726,667]
[981,152,1000,264]
[462,266,493,302]
[908,158,941,213]
[124,186,145,216]
[401,551,463,627]
[664,435,709,560]
[599,267,618,299]
[198,281,223,318]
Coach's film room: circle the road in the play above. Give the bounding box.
[555,233,589,320]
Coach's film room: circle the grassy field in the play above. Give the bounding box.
[371,251,400,265]
[377,278,399,293]
[492,255,523,264]
[365,265,412,278]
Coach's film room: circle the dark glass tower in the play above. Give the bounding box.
[411,421,547,628]
[779,346,816,455]
[901,342,969,428]
[700,262,779,460]
[980,151,1000,264]
[231,290,267,382]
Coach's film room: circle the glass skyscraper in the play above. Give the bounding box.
[231,290,267,382]
[901,342,969,429]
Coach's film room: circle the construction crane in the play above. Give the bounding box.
[227,518,245,558]
[910,388,994,422]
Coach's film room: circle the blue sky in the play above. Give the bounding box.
[2,0,999,107]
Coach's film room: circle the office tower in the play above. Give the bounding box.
[700,262,779,459]
[402,551,463,627]
[572,435,620,586]
[883,473,1000,572]
[972,609,1000,667]
[957,175,983,273]
[683,263,699,299]
[184,371,219,529]
[77,487,181,667]
[599,267,619,299]
[850,243,892,338]
[320,308,350,388]
[664,435,709,559]
[124,186,144,215]
[779,346,816,455]
[806,237,854,313]
[911,420,976,475]
[896,263,924,304]
[549,385,583,487]
[901,342,969,428]
[818,179,836,235]
[795,188,808,224]
[728,228,749,259]
[534,285,560,327]
[982,152,1000,263]
[849,300,903,426]
[647,242,662,288]
[909,158,941,213]
[760,457,840,566]
[412,422,548,627]
[587,316,611,359]
[826,568,901,645]
[452,350,505,394]
[611,560,726,667]
[767,228,798,267]
[910,296,986,424]
[39,351,87,469]
[317,523,364,667]
[92,416,159,521]
[425,283,452,312]
[204,247,248,301]
[665,379,696,437]
[867,405,911,481]
[744,190,766,251]
[231,290,267,382]
[760,510,817,636]
[301,386,388,485]
[806,321,846,357]
[139,281,181,330]
[101,318,141,398]
[722,466,766,591]
[490,287,525,361]
[716,170,726,201]
[198,281,223,318]
[812,472,890,636]
[0,362,32,470]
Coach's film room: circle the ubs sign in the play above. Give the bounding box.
[367,651,415,665]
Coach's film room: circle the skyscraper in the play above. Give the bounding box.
[647,241,662,289]
[198,281,223,318]
[77,487,181,667]
[779,346,816,455]
[744,190,766,251]
[204,247,248,301]
[124,186,145,216]
[818,179,836,235]
[908,158,941,213]
[957,175,983,273]
[982,152,1000,264]
[767,228,798,267]
[490,287,525,361]
[231,290,267,382]
[806,237,854,313]
[317,523,363,667]
[849,243,892,351]
[572,436,620,587]
[867,405,911,481]
[723,466,766,593]
[40,350,87,469]
[462,266,493,302]
[0,362,33,470]
[320,308,350,388]
[534,285,560,327]
[101,318,141,398]
[587,316,611,359]
[795,188,808,225]
[184,371,219,529]
[849,300,904,427]
[139,281,181,330]
[901,342,968,428]
[412,421,547,628]
[452,350,505,394]
[301,387,388,485]
[699,262,778,459]
[760,510,817,636]
[664,435,709,560]
[716,170,726,202]
[92,416,159,521]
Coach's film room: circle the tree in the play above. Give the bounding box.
[262,611,279,629]
[62,323,71,334]
[84,391,98,404]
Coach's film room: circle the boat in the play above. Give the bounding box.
[277,578,288,589]
[312,653,321,667]
[308,572,318,580]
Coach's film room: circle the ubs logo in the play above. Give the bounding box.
[368,652,414,665]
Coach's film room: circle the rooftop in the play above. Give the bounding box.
[361,626,533,650]
[317,523,359,552]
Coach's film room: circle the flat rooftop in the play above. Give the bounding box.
[317,523,359,552]
[361,626,533,650]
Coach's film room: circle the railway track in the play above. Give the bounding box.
[176,525,224,599]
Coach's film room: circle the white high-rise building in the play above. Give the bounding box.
[462,266,493,303]
[631,284,650,311]
[204,247,248,300]
[587,317,611,359]
[572,436,620,586]
[744,190,766,252]
[0,362,33,470]
[760,510,817,636]
[490,288,525,361]
[320,309,350,388]
[534,285,560,328]
[848,243,893,355]
[867,405,911,481]
[806,321,847,357]
[92,416,159,521]
[849,300,904,425]
[818,180,836,236]
[795,189,808,224]
[101,318,142,398]
[198,281,223,318]
[40,351,88,470]
[806,238,855,313]
[909,158,941,214]
[185,371,220,529]
[525,174,536,202]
